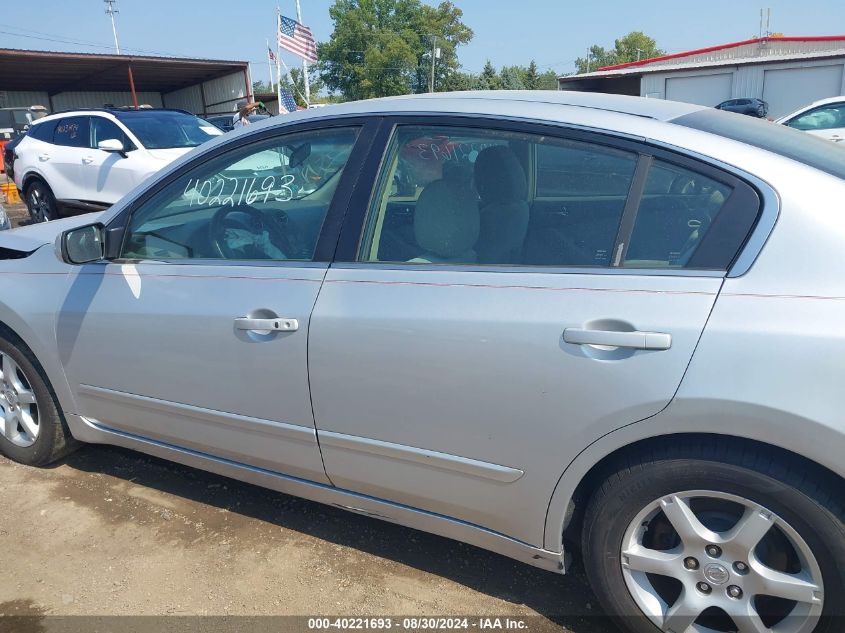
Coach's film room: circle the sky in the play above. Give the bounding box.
[2,0,845,79]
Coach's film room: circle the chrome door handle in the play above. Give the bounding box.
[563,328,672,350]
[234,317,298,332]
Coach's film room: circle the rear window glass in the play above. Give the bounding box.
[53,117,90,148]
[672,108,845,180]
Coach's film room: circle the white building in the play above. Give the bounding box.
[558,36,845,118]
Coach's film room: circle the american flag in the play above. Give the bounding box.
[279,88,298,113]
[268,47,277,64]
[278,15,317,63]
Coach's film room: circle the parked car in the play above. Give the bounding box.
[1,91,844,633]
[12,108,223,222]
[2,134,24,181]
[776,96,845,143]
[0,203,9,231]
[715,98,768,117]
[205,113,271,133]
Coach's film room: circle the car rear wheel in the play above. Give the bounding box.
[26,180,58,223]
[0,334,78,466]
[582,442,844,633]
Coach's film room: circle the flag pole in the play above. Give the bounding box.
[294,0,311,106]
[266,38,275,92]
[276,9,284,112]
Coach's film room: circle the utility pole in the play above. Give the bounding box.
[585,50,592,73]
[636,48,644,61]
[294,0,311,105]
[104,0,120,54]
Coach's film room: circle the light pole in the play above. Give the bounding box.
[104,0,120,55]
[635,47,644,61]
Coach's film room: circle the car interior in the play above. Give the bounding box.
[120,125,731,269]
[366,129,732,269]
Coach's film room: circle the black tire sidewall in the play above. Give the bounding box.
[0,336,64,466]
[26,181,58,222]
[583,458,845,633]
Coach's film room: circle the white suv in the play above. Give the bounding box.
[13,108,223,222]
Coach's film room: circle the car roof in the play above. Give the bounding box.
[805,96,845,108]
[264,91,708,126]
[35,108,193,123]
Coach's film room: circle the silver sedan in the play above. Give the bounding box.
[1,91,844,633]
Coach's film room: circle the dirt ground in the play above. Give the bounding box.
[0,445,615,632]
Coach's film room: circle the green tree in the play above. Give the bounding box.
[537,69,560,90]
[477,60,501,90]
[440,70,481,92]
[280,66,326,107]
[319,0,472,100]
[523,60,539,90]
[613,31,664,65]
[575,32,664,74]
[499,65,525,90]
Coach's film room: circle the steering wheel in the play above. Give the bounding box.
[210,205,293,260]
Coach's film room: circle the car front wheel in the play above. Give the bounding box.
[0,333,78,465]
[582,441,844,633]
[26,181,58,223]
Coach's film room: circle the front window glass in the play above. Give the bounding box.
[114,110,223,149]
[91,117,133,151]
[122,126,360,262]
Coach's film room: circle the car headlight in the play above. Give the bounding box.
[0,204,10,231]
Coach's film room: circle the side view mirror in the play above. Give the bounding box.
[98,138,127,157]
[60,223,105,264]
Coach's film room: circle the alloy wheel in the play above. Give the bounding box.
[28,187,51,222]
[0,351,41,447]
[621,490,823,633]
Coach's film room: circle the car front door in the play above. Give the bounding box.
[57,121,372,481]
[308,119,760,545]
[83,116,145,205]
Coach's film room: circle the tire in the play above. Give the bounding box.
[25,180,59,223]
[582,440,844,633]
[0,333,78,466]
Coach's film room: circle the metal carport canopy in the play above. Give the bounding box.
[0,48,249,95]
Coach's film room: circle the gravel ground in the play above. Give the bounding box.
[4,200,29,228]
[0,446,615,632]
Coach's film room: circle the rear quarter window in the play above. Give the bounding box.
[28,120,58,143]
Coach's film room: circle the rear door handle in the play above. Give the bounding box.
[38,153,50,161]
[234,317,298,332]
[563,328,672,350]
[81,156,94,164]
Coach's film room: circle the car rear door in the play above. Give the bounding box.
[58,119,376,481]
[48,116,91,201]
[308,117,760,545]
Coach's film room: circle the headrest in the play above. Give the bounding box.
[474,146,528,203]
[414,179,479,259]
